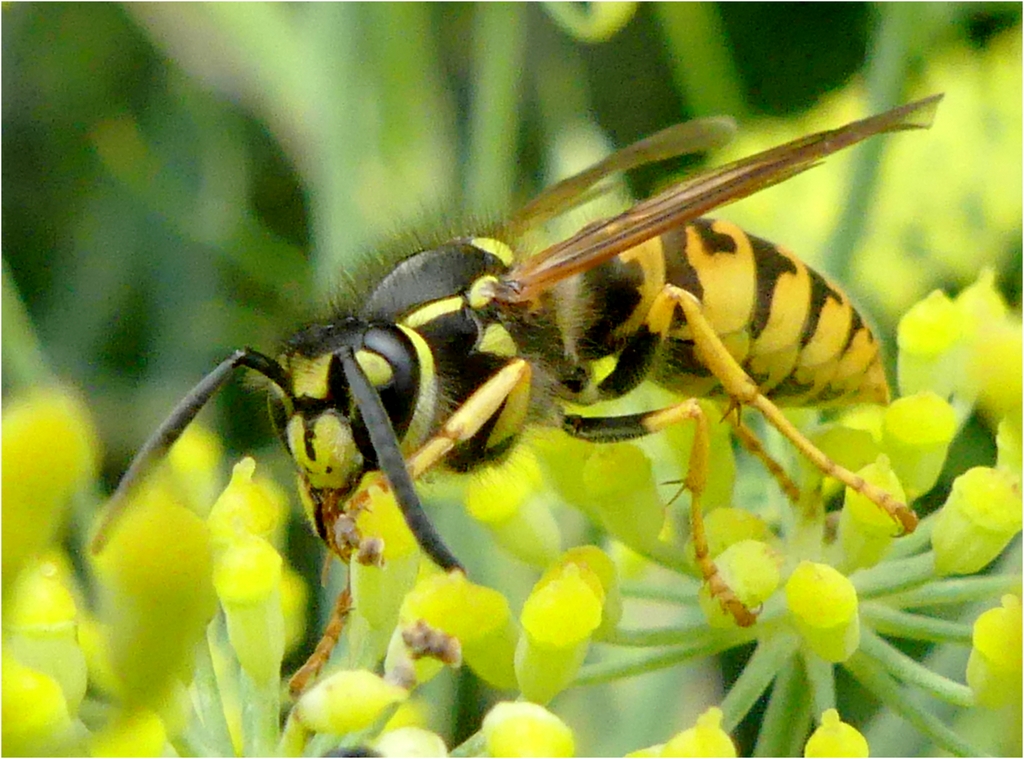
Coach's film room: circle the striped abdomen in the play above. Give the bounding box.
[568,217,889,407]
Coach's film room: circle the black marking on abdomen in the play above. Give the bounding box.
[692,218,738,254]
[748,235,799,340]
[801,268,845,348]
[662,226,703,302]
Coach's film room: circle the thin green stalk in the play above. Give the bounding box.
[823,3,915,282]
[600,615,711,647]
[240,668,281,756]
[851,552,935,598]
[654,4,746,118]
[720,632,800,733]
[191,623,237,756]
[574,628,752,688]
[859,627,974,707]
[844,651,984,757]
[753,655,812,758]
[862,603,973,645]
[467,3,526,217]
[801,649,837,719]
[619,578,701,605]
[880,575,1023,609]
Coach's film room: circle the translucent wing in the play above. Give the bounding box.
[495,94,942,304]
[506,116,737,232]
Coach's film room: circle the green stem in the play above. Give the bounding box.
[240,668,281,757]
[619,578,701,605]
[191,623,237,756]
[880,575,1023,609]
[466,3,526,217]
[844,651,984,757]
[801,649,837,719]
[720,632,800,733]
[851,553,935,598]
[862,603,973,645]
[823,3,915,282]
[654,4,746,118]
[600,614,712,647]
[574,628,752,688]
[752,655,812,758]
[859,627,974,707]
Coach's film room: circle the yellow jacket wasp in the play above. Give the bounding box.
[92,93,941,689]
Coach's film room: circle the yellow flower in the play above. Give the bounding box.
[785,561,860,662]
[481,701,575,758]
[661,707,736,757]
[2,388,100,588]
[804,709,868,757]
[966,594,1022,708]
[294,669,407,735]
[932,467,1022,576]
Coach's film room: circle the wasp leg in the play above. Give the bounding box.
[406,359,532,480]
[667,285,917,534]
[288,582,353,697]
[563,400,757,627]
[727,416,802,505]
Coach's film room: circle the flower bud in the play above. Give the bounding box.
[661,706,736,757]
[785,561,860,662]
[932,467,1022,576]
[213,535,285,685]
[1,652,80,756]
[295,669,408,735]
[281,564,310,657]
[803,709,868,757]
[966,594,1022,708]
[350,474,425,633]
[465,446,561,567]
[399,572,517,689]
[839,457,907,570]
[165,424,223,515]
[699,540,780,628]
[996,417,1022,476]
[3,388,99,586]
[896,290,963,398]
[579,442,674,558]
[881,392,956,501]
[91,484,216,709]
[5,559,87,714]
[89,707,168,757]
[207,458,284,549]
[516,561,604,703]
[481,701,575,758]
[685,508,771,571]
[374,726,449,757]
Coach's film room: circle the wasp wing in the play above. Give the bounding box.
[496,94,942,304]
[506,116,737,233]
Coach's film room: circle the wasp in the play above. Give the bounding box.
[92,94,941,692]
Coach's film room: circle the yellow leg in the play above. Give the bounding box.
[668,285,917,534]
[643,398,758,627]
[727,415,802,505]
[407,359,532,479]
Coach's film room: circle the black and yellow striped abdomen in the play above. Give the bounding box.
[557,218,889,409]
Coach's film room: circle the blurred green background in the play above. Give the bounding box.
[3,3,1021,755]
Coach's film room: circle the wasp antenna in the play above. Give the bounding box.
[338,348,464,573]
[91,348,288,554]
